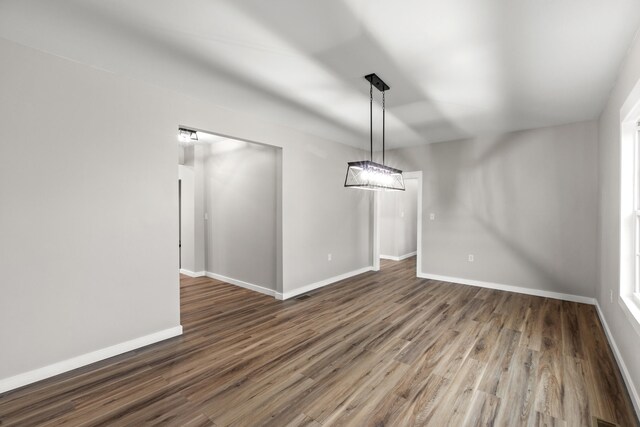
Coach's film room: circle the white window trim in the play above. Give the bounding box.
[634,124,640,298]
[619,294,640,338]
[619,83,640,337]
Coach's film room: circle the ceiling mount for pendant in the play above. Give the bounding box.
[344,73,405,191]
[364,73,390,92]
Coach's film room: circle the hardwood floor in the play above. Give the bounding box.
[1,257,637,426]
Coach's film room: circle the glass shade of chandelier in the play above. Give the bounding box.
[344,73,405,191]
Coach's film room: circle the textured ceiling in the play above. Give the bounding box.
[1,0,639,148]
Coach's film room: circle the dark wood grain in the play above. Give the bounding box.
[0,257,637,426]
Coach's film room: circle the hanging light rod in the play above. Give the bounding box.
[344,73,405,191]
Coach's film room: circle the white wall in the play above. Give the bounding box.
[598,29,640,411]
[178,145,185,166]
[0,39,182,386]
[284,144,372,291]
[380,179,418,259]
[0,38,371,388]
[203,139,279,290]
[387,121,599,298]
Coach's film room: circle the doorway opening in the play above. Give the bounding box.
[373,171,422,275]
[177,128,283,296]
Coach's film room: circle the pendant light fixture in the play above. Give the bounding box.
[344,73,405,191]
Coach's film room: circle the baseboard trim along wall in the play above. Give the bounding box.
[595,302,640,419]
[179,269,206,277]
[417,272,596,305]
[201,268,374,301]
[205,272,277,297]
[276,266,374,300]
[380,251,417,262]
[0,326,183,394]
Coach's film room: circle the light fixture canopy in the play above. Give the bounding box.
[344,73,404,191]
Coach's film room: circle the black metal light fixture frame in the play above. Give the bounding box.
[344,73,405,191]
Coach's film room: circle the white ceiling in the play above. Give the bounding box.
[1,0,639,148]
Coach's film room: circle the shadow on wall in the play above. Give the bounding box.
[391,122,598,295]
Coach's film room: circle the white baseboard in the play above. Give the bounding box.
[595,301,640,419]
[417,272,596,305]
[0,326,183,395]
[179,269,206,277]
[276,266,374,300]
[205,271,276,297]
[380,251,417,262]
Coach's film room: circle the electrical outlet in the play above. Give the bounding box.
[430,213,435,220]
[610,289,613,303]
[328,253,332,262]
[204,213,208,220]
[468,254,474,262]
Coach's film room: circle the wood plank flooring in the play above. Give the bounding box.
[0,257,637,426]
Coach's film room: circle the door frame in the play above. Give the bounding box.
[178,178,182,269]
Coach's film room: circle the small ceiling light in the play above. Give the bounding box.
[344,74,405,191]
[178,128,198,143]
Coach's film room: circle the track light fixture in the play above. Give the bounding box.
[178,128,198,143]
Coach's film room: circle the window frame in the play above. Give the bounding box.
[635,122,640,304]
[619,85,640,337]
